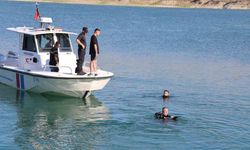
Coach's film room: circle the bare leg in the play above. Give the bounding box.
[94,59,97,74]
[90,61,93,74]
[94,59,96,73]
[96,59,98,73]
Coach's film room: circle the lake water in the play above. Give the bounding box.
[0,1,250,149]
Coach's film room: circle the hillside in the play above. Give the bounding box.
[18,0,250,9]
[173,0,250,9]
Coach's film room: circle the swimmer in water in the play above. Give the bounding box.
[155,107,178,120]
[162,90,170,98]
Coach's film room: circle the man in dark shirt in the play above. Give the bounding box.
[76,27,88,75]
[49,41,60,72]
[89,28,101,76]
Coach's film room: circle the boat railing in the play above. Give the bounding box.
[43,65,73,74]
[43,62,99,74]
[83,61,100,69]
[83,62,90,67]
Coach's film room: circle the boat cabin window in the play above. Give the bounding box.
[56,33,72,52]
[36,34,54,52]
[22,34,37,52]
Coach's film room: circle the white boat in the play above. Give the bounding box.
[0,17,113,98]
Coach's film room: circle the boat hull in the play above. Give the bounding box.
[0,66,112,98]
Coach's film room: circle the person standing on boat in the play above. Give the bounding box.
[89,28,101,76]
[49,41,60,72]
[76,27,88,75]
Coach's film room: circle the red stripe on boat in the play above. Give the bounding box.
[16,73,20,89]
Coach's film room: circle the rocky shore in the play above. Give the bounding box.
[179,0,250,9]
[16,0,250,9]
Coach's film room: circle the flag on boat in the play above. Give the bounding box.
[34,2,40,21]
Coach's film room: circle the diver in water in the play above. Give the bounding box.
[155,107,178,120]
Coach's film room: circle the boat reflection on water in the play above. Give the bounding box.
[0,84,110,149]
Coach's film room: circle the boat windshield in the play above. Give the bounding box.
[56,33,72,52]
[36,34,54,52]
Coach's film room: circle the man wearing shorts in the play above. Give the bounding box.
[89,28,101,76]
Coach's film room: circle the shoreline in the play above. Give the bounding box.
[11,0,250,10]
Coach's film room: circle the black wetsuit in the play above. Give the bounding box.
[155,112,178,120]
[49,47,59,72]
[76,32,87,73]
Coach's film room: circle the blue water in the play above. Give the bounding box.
[0,1,250,149]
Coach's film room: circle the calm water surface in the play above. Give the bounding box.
[0,1,250,149]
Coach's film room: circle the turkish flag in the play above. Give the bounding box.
[34,7,40,21]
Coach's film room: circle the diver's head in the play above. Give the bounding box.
[162,107,169,116]
[163,90,170,98]
[54,41,60,48]
[82,27,88,34]
[94,28,101,36]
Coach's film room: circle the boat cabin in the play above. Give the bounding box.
[7,17,77,73]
